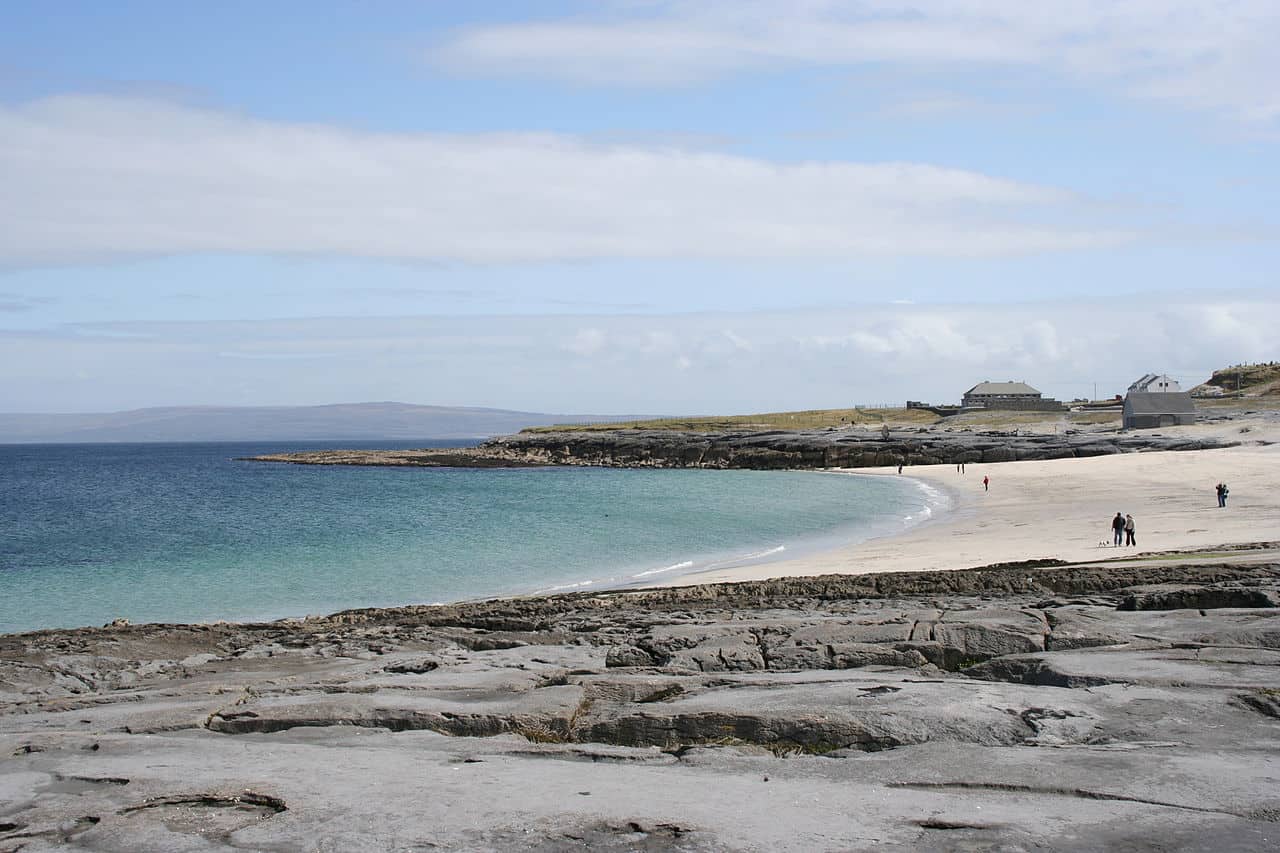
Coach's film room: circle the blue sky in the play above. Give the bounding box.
[2,1,1277,413]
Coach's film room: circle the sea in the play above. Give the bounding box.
[0,441,946,635]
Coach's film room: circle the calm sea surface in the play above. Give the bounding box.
[0,441,943,634]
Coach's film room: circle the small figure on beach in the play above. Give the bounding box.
[982,475,989,492]
[1216,482,1229,508]
[897,463,903,474]
[1111,511,1126,546]
[1124,513,1136,546]
[956,461,966,473]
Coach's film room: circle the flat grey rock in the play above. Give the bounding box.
[247,426,1238,471]
[3,560,1279,851]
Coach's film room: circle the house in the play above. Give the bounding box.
[961,381,1065,411]
[1122,392,1197,429]
[1128,373,1182,393]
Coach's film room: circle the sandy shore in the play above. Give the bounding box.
[672,420,1280,586]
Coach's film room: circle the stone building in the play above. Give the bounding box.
[961,381,1065,411]
[1123,392,1197,429]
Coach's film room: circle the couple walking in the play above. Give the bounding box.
[1111,512,1136,546]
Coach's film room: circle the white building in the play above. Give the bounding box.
[1128,373,1181,393]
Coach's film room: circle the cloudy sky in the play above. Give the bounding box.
[2,1,1277,414]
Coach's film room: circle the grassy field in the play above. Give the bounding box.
[1194,397,1280,413]
[521,388,1277,435]
[930,409,1121,430]
[521,407,941,433]
[521,406,1120,433]
[1066,410,1123,425]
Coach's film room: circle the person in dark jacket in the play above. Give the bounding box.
[1111,511,1126,546]
[1216,482,1229,507]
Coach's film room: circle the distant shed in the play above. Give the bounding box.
[1122,392,1197,429]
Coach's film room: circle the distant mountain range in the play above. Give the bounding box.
[0,403,642,443]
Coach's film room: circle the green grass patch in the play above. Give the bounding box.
[1067,411,1122,425]
[522,407,940,433]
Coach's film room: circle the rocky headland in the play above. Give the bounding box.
[3,550,1279,850]
[246,426,1232,470]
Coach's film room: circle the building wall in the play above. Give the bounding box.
[1124,412,1196,429]
[1122,391,1197,429]
[962,394,1065,411]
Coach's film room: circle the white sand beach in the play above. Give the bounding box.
[671,420,1280,585]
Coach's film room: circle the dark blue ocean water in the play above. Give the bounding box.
[0,442,941,634]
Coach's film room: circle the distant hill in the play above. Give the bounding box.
[0,403,643,443]
[1191,362,1280,398]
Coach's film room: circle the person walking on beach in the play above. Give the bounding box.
[897,463,903,474]
[1124,514,1136,547]
[1111,512,1126,546]
[982,475,989,492]
[1216,482,1229,508]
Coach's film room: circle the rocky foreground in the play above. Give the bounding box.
[246,426,1233,470]
[3,551,1279,851]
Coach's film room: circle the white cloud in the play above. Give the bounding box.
[3,295,1274,412]
[0,95,1129,267]
[432,1,1280,123]
[563,327,608,357]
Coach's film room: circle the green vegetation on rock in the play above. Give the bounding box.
[1193,362,1280,397]
[521,407,939,433]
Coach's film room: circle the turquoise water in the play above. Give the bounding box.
[0,442,941,634]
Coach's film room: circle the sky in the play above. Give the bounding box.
[2,0,1277,414]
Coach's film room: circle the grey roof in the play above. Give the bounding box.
[1128,373,1181,393]
[1128,373,1159,392]
[1123,391,1196,415]
[965,381,1041,396]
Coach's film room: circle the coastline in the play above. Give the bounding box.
[121,435,1279,624]
[5,420,1274,635]
[218,414,1275,612]
[6,421,1280,850]
[665,432,1280,587]
[0,461,936,636]
[550,469,951,596]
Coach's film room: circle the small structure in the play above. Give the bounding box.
[1122,392,1197,429]
[906,400,961,416]
[961,381,1065,411]
[1128,373,1182,393]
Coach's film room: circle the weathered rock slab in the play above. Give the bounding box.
[3,560,1279,851]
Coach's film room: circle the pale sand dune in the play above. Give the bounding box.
[670,425,1280,585]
